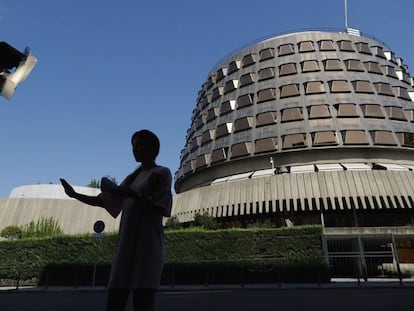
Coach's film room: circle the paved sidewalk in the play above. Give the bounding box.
[1,278,413,292]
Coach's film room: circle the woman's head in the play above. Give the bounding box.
[131,130,160,162]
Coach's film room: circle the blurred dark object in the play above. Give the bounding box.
[0,41,37,100]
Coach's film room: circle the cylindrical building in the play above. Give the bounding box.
[172,29,414,228]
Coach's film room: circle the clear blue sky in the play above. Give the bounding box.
[1,0,413,197]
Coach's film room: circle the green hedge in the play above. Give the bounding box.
[0,226,328,285]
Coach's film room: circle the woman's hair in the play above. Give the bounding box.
[131,129,160,159]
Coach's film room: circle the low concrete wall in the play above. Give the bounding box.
[0,198,121,235]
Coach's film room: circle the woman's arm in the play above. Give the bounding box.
[60,178,103,207]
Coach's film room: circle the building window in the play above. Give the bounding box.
[258,67,276,81]
[228,60,241,74]
[337,40,354,52]
[319,40,335,51]
[198,95,210,109]
[220,100,236,115]
[373,82,394,96]
[216,123,233,138]
[278,43,295,56]
[212,86,224,100]
[381,65,398,78]
[323,59,342,71]
[396,132,414,147]
[256,111,277,127]
[301,60,320,72]
[224,80,239,94]
[201,129,215,145]
[211,147,228,163]
[312,131,337,146]
[304,81,325,94]
[336,103,358,117]
[361,104,384,118]
[183,160,195,175]
[282,133,307,149]
[231,142,252,158]
[259,48,274,61]
[308,105,330,119]
[240,72,256,87]
[207,74,217,89]
[195,153,211,169]
[279,63,297,76]
[280,84,300,98]
[372,46,386,59]
[257,88,276,103]
[237,93,254,108]
[342,130,368,145]
[234,117,253,133]
[216,67,228,81]
[370,131,396,146]
[355,42,372,55]
[190,136,202,150]
[345,59,365,71]
[352,80,374,93]
[242,53,258,67]
[298,41,315,53]
[405,110,414,122]
[392,86,411,100]
[255,137,278,153]
[329,80,350,93]
[281,107,303,122]
[384,106,407,121]
[206,107,220,122]
[364,61,382,74]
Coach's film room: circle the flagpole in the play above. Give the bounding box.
[344,0,348,30]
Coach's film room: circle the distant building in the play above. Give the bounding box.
[0,184,120,234]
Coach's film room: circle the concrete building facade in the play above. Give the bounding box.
[172,29,414,228]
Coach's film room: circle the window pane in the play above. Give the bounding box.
[231,142,252,158]
[255,137,278,153]
[352,80,374,93]
[301,60,320,72]
[279,63,297,76]
[280,84,300,98]
[281,107,303,122]
[257,88,276,102]
[242,54,257,67]
[283,134,307,149]
[256,111,277,127]
[278,43,295,56]
[305,81,325,94]
[258,67,276,81]
[313,131,337,145]
[298,41,315,53]
[324,59,342,71]
[342,130,368,144]
[362,104,384,118]
[370,131,396,145]
[308,105,330,119]
[237,93,254,108]
[259,48,274,61]
[337,103,358,117]
[329,80,350,93]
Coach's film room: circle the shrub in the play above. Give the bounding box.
[165,216,181,230]
[193,212,219,230]
[21,217,63,239]
[0,226,22,240]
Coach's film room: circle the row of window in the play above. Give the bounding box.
[204,40,407,90]
[192,104,411,135]
[188,105,410,151]
[193,84,412,131]
[206,78,412,104]
[228,60,412,83]
[181,131,414,173]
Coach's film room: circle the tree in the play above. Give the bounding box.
[87,176,117,188]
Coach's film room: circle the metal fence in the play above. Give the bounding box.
[323,233,414,282]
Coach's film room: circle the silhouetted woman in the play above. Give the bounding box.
[61,129,172,311]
